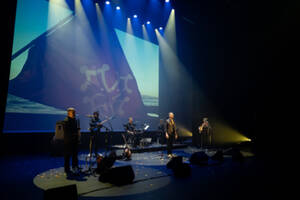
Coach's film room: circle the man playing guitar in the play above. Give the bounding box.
[88,112,114,157]
[198,117,212,148]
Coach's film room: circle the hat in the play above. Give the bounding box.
[67,107,75,112]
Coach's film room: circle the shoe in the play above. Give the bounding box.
[65,170,74,178]
[72,166,81,174]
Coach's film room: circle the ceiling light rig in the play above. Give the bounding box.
[92,0,173,33]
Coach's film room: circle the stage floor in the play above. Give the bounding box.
[110,143,188,153]
[0,146,284,200]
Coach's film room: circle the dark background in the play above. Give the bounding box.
[1,0,297,157]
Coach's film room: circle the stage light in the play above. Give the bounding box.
[165,0,170,3]
[142,24,149,40]
[159,27,163,30]
[127,17,133,34]
[146,21,151,24]
[133,14,138,18]
[165,8,176,52]
[105,1,110,5]
[116,6,120,10]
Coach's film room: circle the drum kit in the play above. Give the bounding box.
[122,122,152,148]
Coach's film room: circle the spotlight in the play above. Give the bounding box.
[133,14,138,18]
[116,6,120,10]
[165,0,170,2]
[159,27,163,30]
[105,1,110,5]
[146,21,151,24]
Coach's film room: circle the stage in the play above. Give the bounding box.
[110,143,188,153]
[0,145,282,200]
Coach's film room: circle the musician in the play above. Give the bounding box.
[63,107,81,175]
[165,112,178,157]
[89,111,102,157]
[198,117,212,148]
[124,117,137,147]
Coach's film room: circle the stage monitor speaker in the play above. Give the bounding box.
[211,150,224,162]
[96,151,117,174]
[54,121,65,140]
[189,151,209,165]
[44,184,77,200]
[99,165,135,185]
[173,163,191,178]
[166,156,191,177]
[166,156,183,169]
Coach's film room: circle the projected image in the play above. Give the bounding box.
[4,0,159,132]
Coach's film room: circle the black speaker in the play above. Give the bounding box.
[96,151,117,174]
[173,163,191,178]
[99,165,135,185]
[167,156,183,169]
[166,156,191,177]
[44,184,77,200]
[190,151,209,165]
[211,150,224,162]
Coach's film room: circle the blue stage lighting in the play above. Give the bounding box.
[105,1,110,5]
[116,6,120,10]
[165,0,170,3]
[159,27,163,30]
[133,14,138,18]
[146,21,151,24]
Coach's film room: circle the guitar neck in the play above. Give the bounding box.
[98,117,112,126]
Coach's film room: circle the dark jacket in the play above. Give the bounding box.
[89,117,102,133]
[124,123,136,133]
[63,117,80,147]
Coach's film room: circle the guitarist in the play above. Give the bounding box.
[89,111,102,157]
[198,117,211,148]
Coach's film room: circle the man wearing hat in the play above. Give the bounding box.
[63,107,81,175]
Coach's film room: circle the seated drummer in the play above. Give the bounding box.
[124,117,137,147]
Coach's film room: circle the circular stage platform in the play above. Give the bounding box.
[33,147,254,198]
[33,151,176,197]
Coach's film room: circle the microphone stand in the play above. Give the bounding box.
[102,125,111,156]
